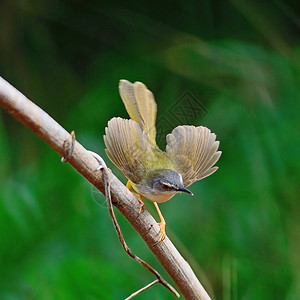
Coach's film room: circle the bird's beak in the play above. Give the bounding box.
[178,186,194,196]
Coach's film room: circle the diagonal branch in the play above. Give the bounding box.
[0,76,212,300]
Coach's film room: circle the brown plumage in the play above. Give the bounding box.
[104,79,221,240]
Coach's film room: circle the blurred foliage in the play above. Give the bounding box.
[0,0,299,299]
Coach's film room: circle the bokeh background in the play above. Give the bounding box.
[0,1,299,299]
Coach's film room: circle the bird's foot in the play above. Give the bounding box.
[126,181,145,213]
[133,193,145,214]
[157,221,166,242]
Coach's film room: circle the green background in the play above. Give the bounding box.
[0,1,299,299]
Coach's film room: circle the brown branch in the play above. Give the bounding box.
[0,76,212,300]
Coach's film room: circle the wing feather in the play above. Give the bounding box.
[104,117,152,183]
[166,125,221,187]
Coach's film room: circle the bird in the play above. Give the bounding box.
[104,80,221,241]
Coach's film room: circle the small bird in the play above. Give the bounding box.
[104,80,221,241]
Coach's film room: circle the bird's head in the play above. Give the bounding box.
[138,169,193,203]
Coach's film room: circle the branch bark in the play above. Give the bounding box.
[0,76,212,300]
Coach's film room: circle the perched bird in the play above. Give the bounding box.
[104,80,221,241]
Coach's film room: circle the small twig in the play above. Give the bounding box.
[90,152,180,298]
[125,279,159,300]
[61,130,76,162]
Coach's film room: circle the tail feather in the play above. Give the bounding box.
[119,80,157,144]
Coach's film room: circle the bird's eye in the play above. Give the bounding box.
[162,184,171,190]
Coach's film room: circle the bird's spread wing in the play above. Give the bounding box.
[119,80,157,144]
[166,125,221,187]
[104,117,152,183]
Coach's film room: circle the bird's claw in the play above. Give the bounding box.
[126,182,145,214]
[133,193,145,214]
[157,221,166,242]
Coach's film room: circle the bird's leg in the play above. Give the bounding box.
[126,181,145,213]
[153,202,166,242]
